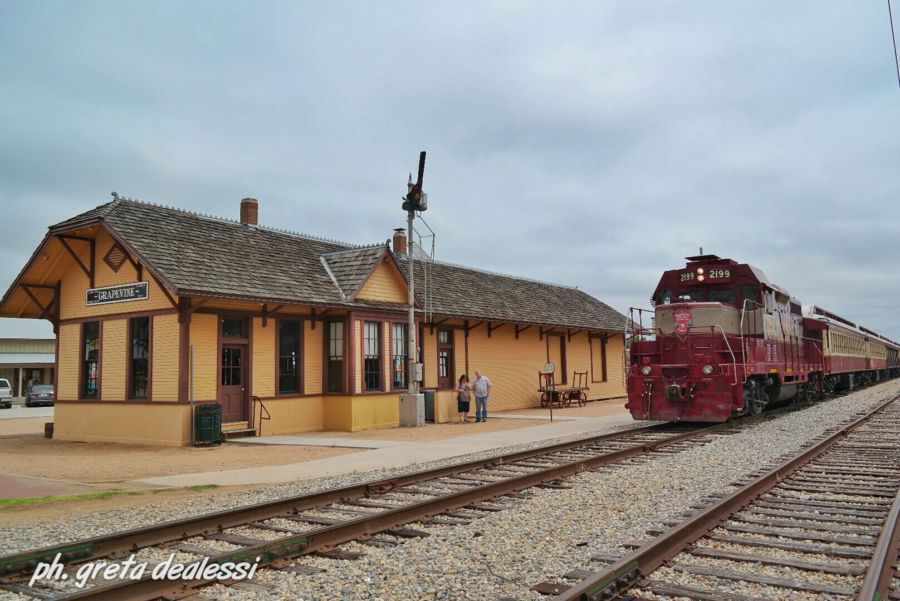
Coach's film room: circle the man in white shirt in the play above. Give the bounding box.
[473,370,492,422]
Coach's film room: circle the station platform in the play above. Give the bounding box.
[134,410,637,489]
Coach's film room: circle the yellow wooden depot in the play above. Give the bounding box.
[0,197,626,445]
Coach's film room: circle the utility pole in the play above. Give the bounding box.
[399,151,427,425]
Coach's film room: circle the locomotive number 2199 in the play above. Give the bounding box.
[708,269,731,279]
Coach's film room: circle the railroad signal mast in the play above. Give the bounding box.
[403,151,427,397]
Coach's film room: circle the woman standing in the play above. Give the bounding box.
[457,374,472,423]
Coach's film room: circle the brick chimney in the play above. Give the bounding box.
[392,228,407,256]
[240,198,258,225]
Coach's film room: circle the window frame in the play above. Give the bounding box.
[363,320,383,392]
[590,333,608,384]
[127,316,151,401]
[390,322,409,391]
[436,328,456,390]
[325,319,346,394]
[80,321,101,400]
[277,318,303,396]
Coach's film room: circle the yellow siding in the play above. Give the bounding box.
[353,320,362,394]
[54,402,191,446]
[454,329,466,382]
[466,327,550,412]
[258,396,324,435]
[58,324,80,401]
[304,320,323,394]
[151,314,179,401]
[352,393,399,430]
[356,260,407,303]
[323,396,353,430]
[323,393,399,432]
[101,319,126,401]
[423,329,438,388]
[189,314,218,401]
[58,228,176,320]
[253,318,275,398]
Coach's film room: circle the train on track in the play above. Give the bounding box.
[626,254,900,422]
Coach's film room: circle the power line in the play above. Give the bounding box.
[890,0,900,87]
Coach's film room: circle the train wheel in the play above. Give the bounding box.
[750,388,767,416]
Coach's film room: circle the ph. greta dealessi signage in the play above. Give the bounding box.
[85,282,149,306]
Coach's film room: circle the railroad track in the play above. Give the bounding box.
[550,394,900,601]
[0,418,756,601]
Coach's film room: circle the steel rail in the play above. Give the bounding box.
[553,393,900,601]
[0,421,673,577]
[57,421,737,601]
[856,483,900,601]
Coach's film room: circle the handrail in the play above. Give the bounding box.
[712,324,739,386]
[251,395,271,437]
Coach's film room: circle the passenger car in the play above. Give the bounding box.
[25,384,55,407]
[0,378,11,408]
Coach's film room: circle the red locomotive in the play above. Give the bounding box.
[626,255,900,422]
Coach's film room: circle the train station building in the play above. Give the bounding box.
[0,198,626,445]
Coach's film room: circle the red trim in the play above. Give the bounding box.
[275,318,304,396]
[126,316,152,402]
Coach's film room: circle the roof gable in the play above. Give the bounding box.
[354,256,408,304]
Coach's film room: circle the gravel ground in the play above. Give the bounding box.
[2,380,897,601]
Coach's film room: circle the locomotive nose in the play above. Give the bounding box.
[665,384,683,401]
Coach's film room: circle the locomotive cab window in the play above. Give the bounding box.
[741,285,760,306]
[676,290,703,302]
[659,290,673,305]
[707,288,736,305]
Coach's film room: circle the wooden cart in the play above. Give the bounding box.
[538,371,589,408]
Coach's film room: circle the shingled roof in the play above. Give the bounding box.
[40,199,624,332]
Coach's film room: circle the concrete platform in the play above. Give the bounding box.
[228,436,406,449]
[134,412,637,489]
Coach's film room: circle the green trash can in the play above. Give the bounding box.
[424,390,435,423]
[194,403,222,445]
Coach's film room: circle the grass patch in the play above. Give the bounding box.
[0,490,124,508]
[0,484,221,507]
[188,484,220,492]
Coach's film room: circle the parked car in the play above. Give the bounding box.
[25,384,54,407]
[0,379,11,409]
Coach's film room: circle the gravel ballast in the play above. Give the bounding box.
[3,380,898,601]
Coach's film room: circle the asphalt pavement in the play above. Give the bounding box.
[0,404,54,420]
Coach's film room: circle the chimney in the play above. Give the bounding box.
[392,228,407,256]
[240,198,258,225]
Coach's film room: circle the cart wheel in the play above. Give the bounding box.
[578,391,587,407]
[562,392,572,408]
[540,392,549,408]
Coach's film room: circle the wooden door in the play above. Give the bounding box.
[221,345,247,422]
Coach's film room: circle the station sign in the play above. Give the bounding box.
[86,282,149,306]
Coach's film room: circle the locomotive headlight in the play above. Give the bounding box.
[697,275,705,281]
[697,268,704,274]
[641,365,652,376]
[702,364,714,375]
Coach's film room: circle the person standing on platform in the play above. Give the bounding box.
[456,374,472,423]
[473,370,492,422]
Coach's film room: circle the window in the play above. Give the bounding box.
[741,285,760,306]
[129,317,150,400]
[363,321,382,391]
[591,335,608,383]
[437,329,454,389]
[82,321,100,399]
[222,318,245,337]
[221,347,243,386]
[707,288,736,305]
[675,290,704,302]
[659,290,673,305]
[326,321,344,393]
[392,323,408,389]
[278,320,301,394]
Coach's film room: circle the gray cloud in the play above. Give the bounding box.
[1,1,898,340]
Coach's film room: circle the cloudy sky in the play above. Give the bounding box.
[1,1,898,340]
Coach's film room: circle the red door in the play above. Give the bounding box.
[221,345,247,422]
